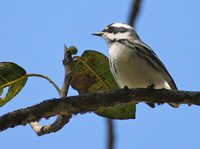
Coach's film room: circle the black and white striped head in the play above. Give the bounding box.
[92,23,140,45]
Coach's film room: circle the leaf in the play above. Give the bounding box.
[71,50,136,119]
[0,62,27,107]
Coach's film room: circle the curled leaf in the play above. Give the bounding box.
[71,50,136,119]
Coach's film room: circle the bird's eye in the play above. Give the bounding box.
[104,26,114,33]
[109,26,113,29]
[109,26,114,31]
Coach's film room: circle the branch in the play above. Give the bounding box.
[0,88,200,132]
[105,1,144,148]
[29,45,75,136]
[128,0,142,26]
[107,119,115,149]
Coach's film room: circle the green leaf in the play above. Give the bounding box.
[71,50,136,119]
[0,62,27,107]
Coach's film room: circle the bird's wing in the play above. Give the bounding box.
[134,42,178,90]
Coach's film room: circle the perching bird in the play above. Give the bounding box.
[92,23,179,108]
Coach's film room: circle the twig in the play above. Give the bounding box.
[106,1,143,148]
[60,45,74,97]
[27,73,61,94]
[29,45,74,136]
[0,88,199,132]
[107,119,115,149]
[128,0,142,26]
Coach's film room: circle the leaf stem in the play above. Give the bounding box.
[27,73,61,94]
[0,73,61,95]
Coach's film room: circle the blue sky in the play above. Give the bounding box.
[1,0,200,149]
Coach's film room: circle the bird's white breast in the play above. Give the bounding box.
[109,43,171,89]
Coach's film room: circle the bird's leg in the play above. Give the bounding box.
[146,84,155,89]
[146,84,164,106]
[123,85,139,105]
[123,85,131,95]
[123,85,129,91]
[145,84,156,108]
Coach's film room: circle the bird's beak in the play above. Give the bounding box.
[92,31,104,37]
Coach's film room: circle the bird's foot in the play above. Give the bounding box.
[123,85,130,93]
[157,102,164,105]
[146,84,155,89]
[146,84,156,108]
[123,85,129,90]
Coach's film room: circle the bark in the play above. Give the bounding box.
[0,88,199,132]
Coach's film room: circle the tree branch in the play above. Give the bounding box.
[29,45,74,136]
[128,0,142,26]
[0,88,199,132]
[105,1,144,148]
[107,119,115,149]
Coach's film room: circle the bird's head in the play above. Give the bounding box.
[92,23,140,45]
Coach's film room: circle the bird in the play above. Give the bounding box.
[92,22,179,108]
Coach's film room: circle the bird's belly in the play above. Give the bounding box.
[109,47,166,89]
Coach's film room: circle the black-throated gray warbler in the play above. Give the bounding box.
[93,23,179,108]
